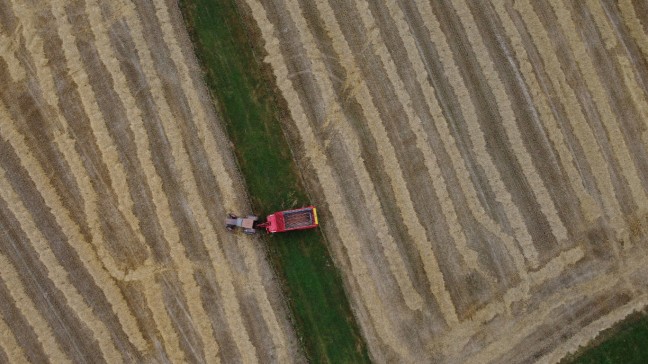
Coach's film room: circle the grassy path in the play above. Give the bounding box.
[178,1,370,362]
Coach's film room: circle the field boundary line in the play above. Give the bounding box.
[119,1,258,360]
[548,0,648,217]
[0,248,70,363]
[315,0,458,323]
[286,0,425,312]
[0,313,28,363]
[245,0,413,359]
[152,1,291,359]
[514,0,625,234]
[413,0,529,280]
[492,1,600,224]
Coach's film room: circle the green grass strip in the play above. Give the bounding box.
[565,312,648,364]
[178,1,370,362]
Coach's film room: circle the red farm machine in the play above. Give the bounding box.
[225,206,319,234]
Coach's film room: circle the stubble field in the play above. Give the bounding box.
[0,0,302,362]
[242,0,648,362]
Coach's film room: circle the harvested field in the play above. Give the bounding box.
[242,0,648,362]
[0,0,302,362]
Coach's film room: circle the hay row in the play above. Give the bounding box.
[314,0,458,323]
[455,0,568,249]
[514,0,625,233]
[288,0,425,313]
[449,0,540,266]
[589,0,648,173]
[0,312,27,363]
[0,32,25,82]
[0,103,132,363]
[118,1,257,360]
[0,248,69,363]
[151,1,290,359]
[376,0,492,287]
[245,0,412,359]
[10,0,149,352]
[548,0,648,215]
[102,0,221,360]
[49,0,149,257]
[492,1,601,224]
[76,0,194,359]
[619,0,648,61]
[588,0,648,217]
[10,0,122,281]
[140,277,184,363]
[413,0,529,279]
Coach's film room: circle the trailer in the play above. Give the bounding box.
[225,206,318,234]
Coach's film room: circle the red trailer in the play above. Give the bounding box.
[225,206,319,234]
[262,206,319,233]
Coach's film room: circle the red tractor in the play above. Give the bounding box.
[225,206,319,234]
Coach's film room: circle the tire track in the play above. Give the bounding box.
[313,0,458,324]
[547,0,648,215]
[151,1,292,360]
[514,0,625,235]
[0,93,141,363]
[492,1,601,224]
[246,0,414,359]
[286,0,424,313]
[0,309,28,363]
[413,0,529,280]
[0,250,70,364]
[118,0,258,360]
